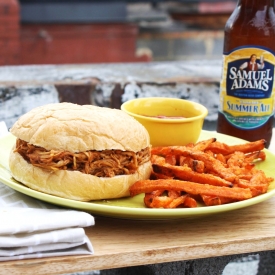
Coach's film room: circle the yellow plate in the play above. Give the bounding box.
[0,131,275,220]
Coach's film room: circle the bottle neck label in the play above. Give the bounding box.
[220,46,275,129]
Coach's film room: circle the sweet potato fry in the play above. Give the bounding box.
[244,151,266,162]
[183,196,197,208]
[178,156,205,173]
[203,141,231,155]
[250,170,273,186]
[226,151,247,168]
[165,154,177,165]
[150,171,173,180]
[152,164,233,187]
[144,190,186,208]
[206,139,266,155]
[139,137,273,209]
[236,179,265,197]
[226,151,266,168]
[168,190,182,198]
[144,191,173,208]
[201,195,236,206]
[215,153,226,164]
[144,190,197,208]
[188,151,237,182]
[153,147,237,182]
[166,195,188,208]
[130,179,252,201]
[151,155,166,165]
[201,195,221,206]
[150,146,182,157]
[192,138,216,151]
[151,146,196,159]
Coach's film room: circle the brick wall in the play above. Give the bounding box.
[0,0,151,65]
[0,1,232,65]
[19,23,150,65]
[0,0,20,65]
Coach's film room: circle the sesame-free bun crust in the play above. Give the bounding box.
[10,102,150,152]
[9,151,152,201]
[9,103,152,201]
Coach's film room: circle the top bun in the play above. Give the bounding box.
[10,102,150,152]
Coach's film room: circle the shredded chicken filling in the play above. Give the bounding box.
[14,139,150,177]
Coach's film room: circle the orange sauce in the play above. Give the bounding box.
[144,115,185,119]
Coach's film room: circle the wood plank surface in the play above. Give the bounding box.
[0,196,275,275]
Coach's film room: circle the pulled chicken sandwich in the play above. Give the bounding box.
[9,102,152,201]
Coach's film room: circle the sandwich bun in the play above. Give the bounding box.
[9,102,152,201]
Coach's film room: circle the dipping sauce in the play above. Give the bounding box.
[143,115,186,119]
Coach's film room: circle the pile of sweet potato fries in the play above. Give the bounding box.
[129,138,274,208]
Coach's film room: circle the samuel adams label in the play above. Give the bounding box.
[219,46,275,130]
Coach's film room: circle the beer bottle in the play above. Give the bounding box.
[216,0,275,148]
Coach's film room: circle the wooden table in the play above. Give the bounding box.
[0,195,275,275]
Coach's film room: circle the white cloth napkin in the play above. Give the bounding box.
[0,121,8,138]
[0,208,94,261]
[0,121,95,261]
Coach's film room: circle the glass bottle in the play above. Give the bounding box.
[216,0,275,148]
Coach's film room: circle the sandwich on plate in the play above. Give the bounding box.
[9,102,152,201]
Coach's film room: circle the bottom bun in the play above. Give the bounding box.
[9,151,152,201]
